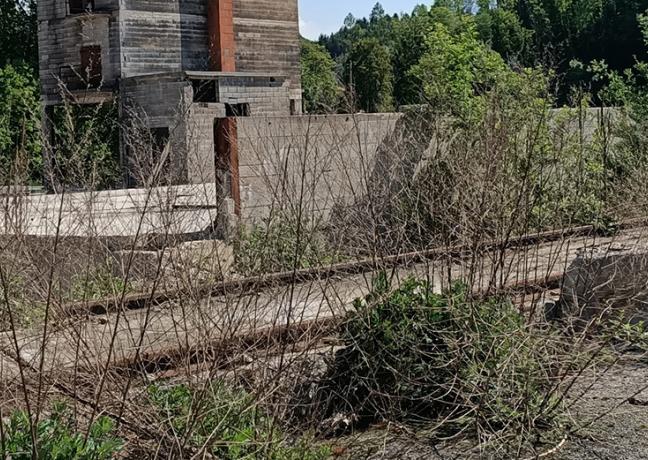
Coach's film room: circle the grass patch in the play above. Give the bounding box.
[234,217,341,276]
[148,381,329,459]
[67,265,132,302]
[0,273,45,329]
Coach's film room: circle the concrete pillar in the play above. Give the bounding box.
[207,0,236,72]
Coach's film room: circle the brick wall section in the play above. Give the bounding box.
[208,0,236,72]
[218,75,291,116]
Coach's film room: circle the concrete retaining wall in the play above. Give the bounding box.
[234,108,612,227]
[236,113,402,225]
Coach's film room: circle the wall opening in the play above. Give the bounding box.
[148,127,172,184]
[225,103,250,117]
[192,79,218,103]
[80,45,102,88]
[151,127,170,156]
[290,99,298,116]
[69,0,95,14]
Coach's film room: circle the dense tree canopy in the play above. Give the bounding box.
[302,0,648,112]
[344,37,394,112]
[300,39,341,113]
[0,0,38,69]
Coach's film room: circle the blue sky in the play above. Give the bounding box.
[298,1,423,40]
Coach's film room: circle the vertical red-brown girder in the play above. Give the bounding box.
[216,117,241,216]
[207,0,236,72]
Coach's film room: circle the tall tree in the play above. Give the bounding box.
[0,0,38,69]
[345,37,394,112]
[301,39,341,113]
[410,22,509,117]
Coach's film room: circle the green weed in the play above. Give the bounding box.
[1,402,122,459]
[148,381,329,460]
[315,274,568,448]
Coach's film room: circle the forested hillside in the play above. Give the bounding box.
[302,0,648,112]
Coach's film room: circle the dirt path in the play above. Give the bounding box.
[557,360,648,460]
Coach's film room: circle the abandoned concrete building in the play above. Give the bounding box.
[36,0,403,229]
[38,0,302,187]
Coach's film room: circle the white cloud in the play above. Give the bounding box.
[299,17,321,40]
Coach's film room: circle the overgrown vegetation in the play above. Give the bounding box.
[310,275,570,452]
[303,1,648,111]
[67,264,133,302]
[148,382,329,459]
[0,63,41,184]
[1,403,122,459]
[300,39,341,113]
[234,217,340,276]
[0,272,44,329]
[48,101,122,190]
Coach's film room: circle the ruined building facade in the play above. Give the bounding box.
[38,0,302,190]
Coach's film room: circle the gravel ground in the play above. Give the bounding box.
[556,360,648,460]
[331,360,648,460]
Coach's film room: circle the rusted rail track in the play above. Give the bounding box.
[111,270,565,378]
[0,219,633,446]
[63,217,648,317]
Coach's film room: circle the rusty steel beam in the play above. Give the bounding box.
[207,0,236,72]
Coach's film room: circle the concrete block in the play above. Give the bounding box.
[557,246,648,327]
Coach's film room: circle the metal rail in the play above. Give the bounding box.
[63,217,647,317]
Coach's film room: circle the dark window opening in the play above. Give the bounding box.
[225,103,250,117]
[80,45,102,88]
[192,79,218,103]
[151,127,170,154]
[150,127,172,182]
[69,0,95,14]
[290,99,297,116]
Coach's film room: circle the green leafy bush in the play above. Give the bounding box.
[2,403,122,459]
[234,218,339,276]
[148,382,328,460]
[0,63,41,183]
[602,314,648,354]
[317,274,565,442]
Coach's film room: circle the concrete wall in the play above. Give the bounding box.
[121,73,226,185]
[117,0,300,94]
[39,1,121,103]
[120,0,184,77]
[218,75,292,116]
[236,114,402,225]
[233,0,300,99]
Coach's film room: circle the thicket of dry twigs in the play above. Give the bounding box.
[1,78,648,459]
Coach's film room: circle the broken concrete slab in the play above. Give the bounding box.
[112,239,234,284]
[557,246,648,327]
